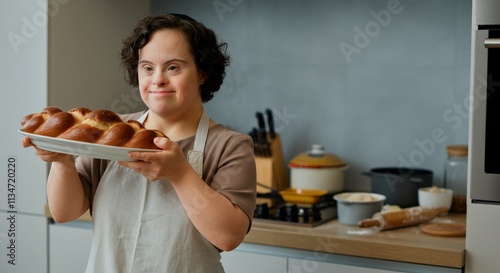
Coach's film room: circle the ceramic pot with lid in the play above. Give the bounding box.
[289,144,348,193]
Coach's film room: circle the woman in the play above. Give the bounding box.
[22,14,256,273]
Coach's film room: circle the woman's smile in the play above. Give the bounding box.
[149,90,176,95]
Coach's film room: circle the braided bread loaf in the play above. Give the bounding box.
[21,107,167,150]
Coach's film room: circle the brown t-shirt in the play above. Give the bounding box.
[76,111,257,223]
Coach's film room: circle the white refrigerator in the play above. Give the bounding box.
[0,1,49,273]
[467,0,500,272]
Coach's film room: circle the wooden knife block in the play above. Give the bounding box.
[255,134,288,196]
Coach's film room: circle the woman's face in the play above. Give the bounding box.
[137,29,204,117]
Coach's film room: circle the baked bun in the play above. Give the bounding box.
[21,107,167,150]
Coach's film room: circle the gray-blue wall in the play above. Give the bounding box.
[152,0,472,191]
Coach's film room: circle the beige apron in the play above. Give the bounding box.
[85,111,224,273]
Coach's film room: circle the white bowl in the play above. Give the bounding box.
[333,192,386,225]
[418,187,453,210]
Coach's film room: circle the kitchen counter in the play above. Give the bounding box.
[246,213,465,269]
[45,206,465,268]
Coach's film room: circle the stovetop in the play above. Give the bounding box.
[253,193,338,227]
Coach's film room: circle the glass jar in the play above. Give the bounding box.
[444,145,468,213]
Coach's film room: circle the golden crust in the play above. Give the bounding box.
[21,107,168,149]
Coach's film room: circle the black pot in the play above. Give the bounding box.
[363,167,433,208]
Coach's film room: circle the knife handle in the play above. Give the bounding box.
[265,109,275,139]
[249,128,261,156]
[255,112,271,157]
[256,112,266,132]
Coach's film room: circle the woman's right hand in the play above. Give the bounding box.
[22,136,74,164]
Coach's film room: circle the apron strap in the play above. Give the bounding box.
[188,111,210,177]
[137,110,149,123]
[136,110,209,178]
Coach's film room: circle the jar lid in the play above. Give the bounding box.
[289,144,346,168]
[447,145,468,157]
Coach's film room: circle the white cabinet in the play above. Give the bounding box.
[1,1,49,272]
[0,212,48,273]
[222,243,463,273]
[0,0,48,215]
[49,222,93,273]
[221,250,287,273]
[289,258,405,273]
[1,1,150,272]
[221,250,402,273]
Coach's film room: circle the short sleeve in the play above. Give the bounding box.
[202,129,257,226]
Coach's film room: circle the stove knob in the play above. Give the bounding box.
[276,205,288,221]
[301,209,310,223]
[255,203,269,219]
[287,204,299,223]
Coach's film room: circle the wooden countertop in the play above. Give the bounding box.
[245,213,465,268]
[46,205,465,268]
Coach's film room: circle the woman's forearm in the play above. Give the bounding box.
[46,157,89,223]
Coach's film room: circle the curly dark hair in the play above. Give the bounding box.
[120,14,230,103]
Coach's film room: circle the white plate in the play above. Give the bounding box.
[18,130,160,161]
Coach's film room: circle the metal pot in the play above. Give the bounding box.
[289,144,348,192]
[363,167,433,208]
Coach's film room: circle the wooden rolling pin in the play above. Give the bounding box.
[357,206,449,231]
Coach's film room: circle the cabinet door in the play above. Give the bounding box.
[221,250,287,273]
[289,258,405,273]
[49,223,93,273]
[0,212,48,273]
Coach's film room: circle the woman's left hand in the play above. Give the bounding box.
[119,137,192,182]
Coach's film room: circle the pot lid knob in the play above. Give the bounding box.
[308,144,326,157]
